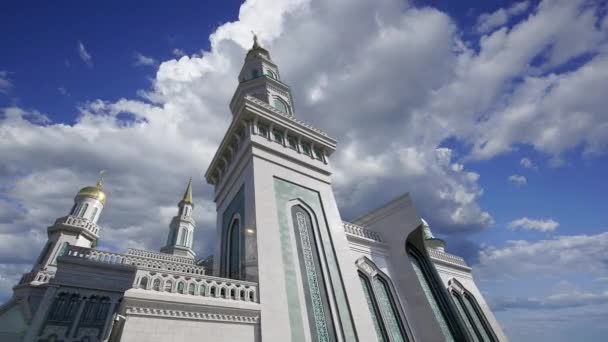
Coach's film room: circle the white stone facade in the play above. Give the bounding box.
[0,38,507,342]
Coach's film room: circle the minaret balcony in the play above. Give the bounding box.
[52,215,100,236]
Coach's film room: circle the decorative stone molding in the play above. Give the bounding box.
[343,221,383,243]
[63,245,207,275]
[427,248,471,271]
[124,306,260,324]
[245,95,329,136]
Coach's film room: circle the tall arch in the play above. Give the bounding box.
[223,215,242,279]
[356,257,411,342]
[291,204,337,342]
[407,240,467,341]
[448,279,497,342]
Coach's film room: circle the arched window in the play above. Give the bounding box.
[139,276,149,289]
[251,69,259,79]
[359,273,388,342]
[450,291,479,342]
[291,205,337,342]
[153,278,161,291]
[448,281,497,342]
[188,283,195,295]
[179,228,187,246]
[79,203,89,217]
[408,245,459,341]
[266,69,277,79]
[199,284,206,296]
[164,280,173,292]
[357,258,410,342]
[70,203,78,215]
[273,96,290,114]
[225,218,242,279]
[177,281,185,294]
[90,207,98,221]
[53,242,69,264]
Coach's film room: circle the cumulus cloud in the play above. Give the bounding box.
[508,174,527,186]
[0,70,12,94]
[508,217,559,232]
[492,289,608,311]
[133,52,157,66]
[77,41,93,67]
[475,232,608,281]
[476,1,530,34]
[1,0,607,312]
[420,0,608,161]
[520,157,537,169]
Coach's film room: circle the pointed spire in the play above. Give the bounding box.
[180,177,193,205]
[251,31,259,49]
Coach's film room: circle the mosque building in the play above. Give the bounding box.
[0,36,507,342]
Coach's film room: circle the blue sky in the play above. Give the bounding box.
[1,0,607,341]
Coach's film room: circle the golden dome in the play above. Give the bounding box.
[76,170,107,205]
[76,185,106,206]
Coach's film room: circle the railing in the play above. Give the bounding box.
[54,215,99,235]
[427,248,469,269]
[127,248,195,265]
[343,221,383,243]
[63,246,207,275]
[245,95,330,137]
[134,269,258,303]
[19,270,56,285]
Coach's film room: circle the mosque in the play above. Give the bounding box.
[0,36,507,342]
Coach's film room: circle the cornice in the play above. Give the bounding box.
[124,306,260,324]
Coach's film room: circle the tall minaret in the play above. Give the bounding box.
[160,178,196,259]
[25,172,107,284]
[204,36,378,341]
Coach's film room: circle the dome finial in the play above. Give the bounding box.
[96,170,105,189]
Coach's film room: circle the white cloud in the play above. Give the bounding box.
[133,52,157,66]
[172,48,186,57]
[508,217,559,232]
[520,157,537,169]
[476,1,530,34]
[77,41,93,67]
[475,232,608,282]
[58,87,69,96]
[0,70,12,94]
[508,174,527,185]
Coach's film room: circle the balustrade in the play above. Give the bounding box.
[63,245,207,275]
[343,221,383,242]
[134,270,258,303]
[55,215,99,235]
[427,248,469,269]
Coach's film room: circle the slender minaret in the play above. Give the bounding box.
[204,36,379,341]
[160,178,196,259]
[24,171,107,285]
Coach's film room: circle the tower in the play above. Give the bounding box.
[160,178,196,259]
[205,36,378,341]
[28,172,107,281]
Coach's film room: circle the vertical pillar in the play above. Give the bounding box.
[23,286,58,342]
[68,295,88,338]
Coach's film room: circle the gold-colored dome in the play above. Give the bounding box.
[76,170,107,205]
[77,185,106,205]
